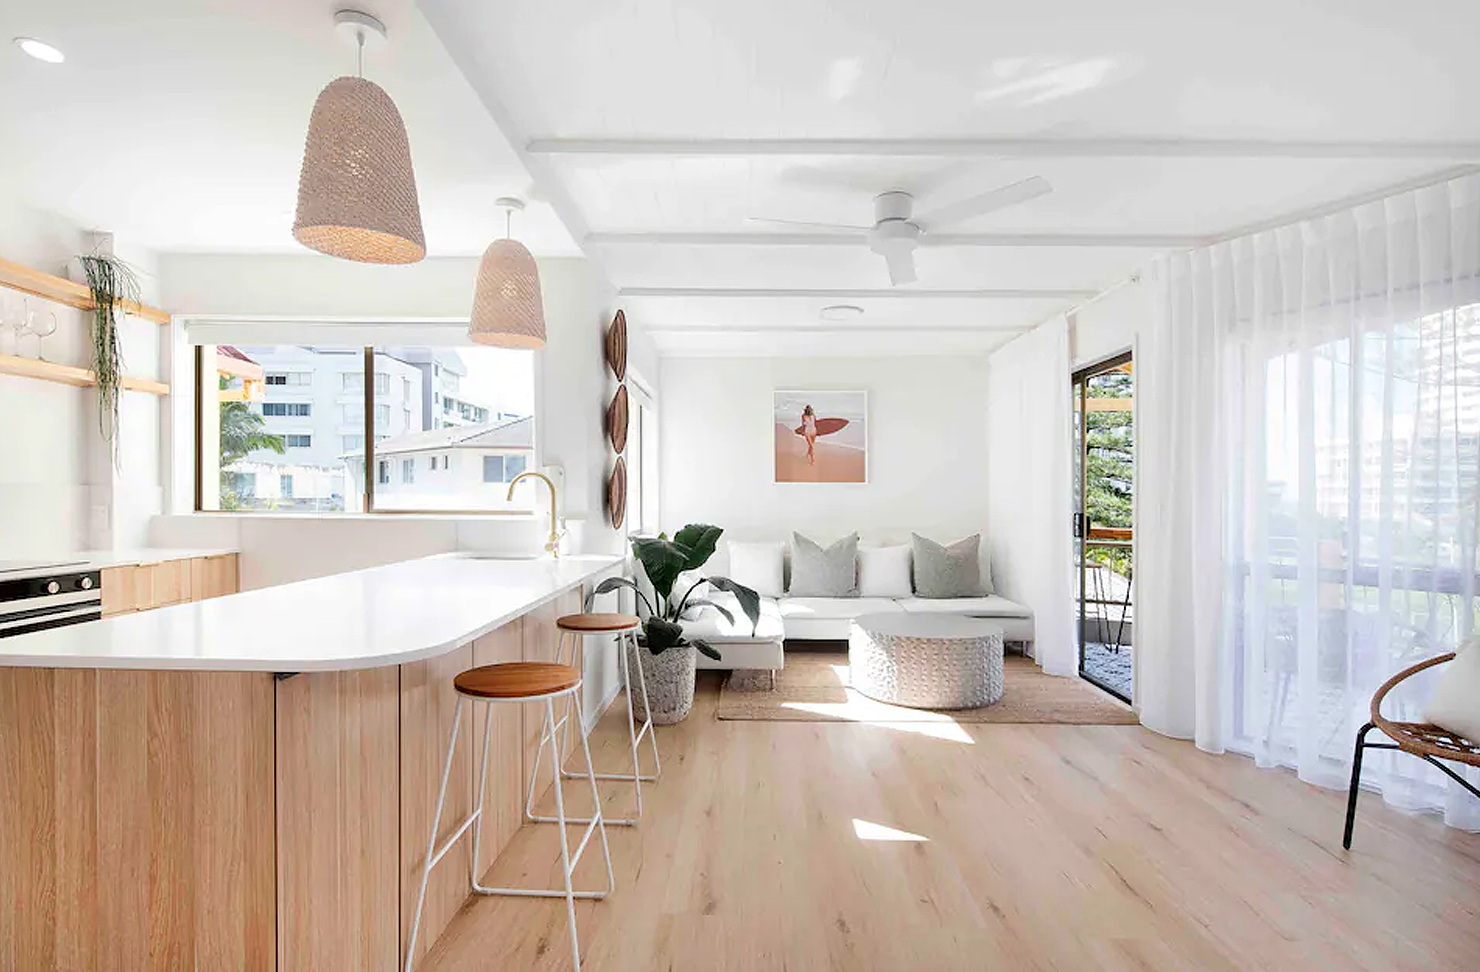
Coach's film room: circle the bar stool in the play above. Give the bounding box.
[534,611,660,828]
[405,661,613,972]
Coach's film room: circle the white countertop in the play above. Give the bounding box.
[0,554,623,672]
[77,547,239,569]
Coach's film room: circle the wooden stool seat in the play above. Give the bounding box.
[454,662,581,700]
[557,612,641,633]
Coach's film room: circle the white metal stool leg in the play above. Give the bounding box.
[629,630,663,780]
[538,627,660,827]
[407,686,614,972]
[560,629,661,787]
[475,695,615,971]
[405,695,465,972]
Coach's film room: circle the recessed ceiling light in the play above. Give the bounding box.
[14,37,64,63]
[820,304,865,321]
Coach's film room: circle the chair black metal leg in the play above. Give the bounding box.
[1343,722,1376,850]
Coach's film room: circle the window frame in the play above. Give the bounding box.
[195,344,536,516]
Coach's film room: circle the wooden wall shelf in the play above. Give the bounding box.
[0,256,172,326]
[0,353,170,396]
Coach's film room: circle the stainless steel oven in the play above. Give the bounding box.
[0,562,103,638]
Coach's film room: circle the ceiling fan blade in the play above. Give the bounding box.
[914,175,1052,230]
[884,249,917,287]
[747,216,871,232]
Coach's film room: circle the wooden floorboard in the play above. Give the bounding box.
[419,673,1480,972]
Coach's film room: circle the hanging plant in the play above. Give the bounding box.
[76,254,140,465]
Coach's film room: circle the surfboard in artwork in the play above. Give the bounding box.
[793,417,850,437]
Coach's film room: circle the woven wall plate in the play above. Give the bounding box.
[607,383,629,454]
[608,456,627,529]
[605,309,628,381]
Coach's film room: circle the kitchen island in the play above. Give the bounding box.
[0,553,624,972]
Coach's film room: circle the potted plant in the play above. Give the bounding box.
[76,253,140,467]
[592,524,760,724]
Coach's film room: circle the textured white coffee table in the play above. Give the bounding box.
[849,613,1005,709]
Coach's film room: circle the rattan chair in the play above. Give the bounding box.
[1343,652,1480,849]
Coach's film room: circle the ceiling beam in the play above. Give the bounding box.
[529,137,1480,160]
[646,325,1033,335]
[588,231,1196,248]
[618,286,1095,299]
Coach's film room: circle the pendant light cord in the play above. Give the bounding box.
[505,208,512,239]
[356,29,365,78]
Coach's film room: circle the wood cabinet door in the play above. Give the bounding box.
[100,566,138,616]
[148,560,192,607]
[190,555,240,601]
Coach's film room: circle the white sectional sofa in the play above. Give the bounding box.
[677,538,1034,676]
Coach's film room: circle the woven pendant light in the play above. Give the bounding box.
[292,11,425,265]
[470,198,546,349]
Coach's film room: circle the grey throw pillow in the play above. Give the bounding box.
[911,533,987,598]
[788,532,859,597]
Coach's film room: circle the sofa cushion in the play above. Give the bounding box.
[727,541,785,598]
[1424,638,1480,743]
[911,533,989,598]
[857,544,912,598]
[788,532,859,597]
[680,592,785,643]
[894,596,1032,619]
[778,597,906,622]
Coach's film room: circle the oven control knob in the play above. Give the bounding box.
[80,576,94,590]
[45,580,60,595]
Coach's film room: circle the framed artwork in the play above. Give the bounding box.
[773,390,868,484]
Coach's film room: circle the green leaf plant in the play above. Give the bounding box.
[590,523,760,662]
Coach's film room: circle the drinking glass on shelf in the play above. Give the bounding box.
[23,308,58,360]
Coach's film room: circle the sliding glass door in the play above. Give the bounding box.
[1073,353,1134,702]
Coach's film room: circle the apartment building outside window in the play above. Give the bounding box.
[197,343,536,514]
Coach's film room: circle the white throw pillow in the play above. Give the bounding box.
[1423,639,1480,743]
[726,541,785,598]
[857,544,912,598]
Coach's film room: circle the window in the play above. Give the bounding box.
[262,402,312,417]
[482,453,528,484]
[625,384,660,535]
[198,344,534,514]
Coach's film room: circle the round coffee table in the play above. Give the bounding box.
[848,613,1005,709]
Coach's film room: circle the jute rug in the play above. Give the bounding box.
[715,651,1138,725]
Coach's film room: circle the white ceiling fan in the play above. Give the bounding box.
[748,175,1052,286]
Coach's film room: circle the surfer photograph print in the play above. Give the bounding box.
[773,390,868,484]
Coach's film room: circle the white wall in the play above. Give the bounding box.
[0,201,165,557]
[659,355,990,546]
[1069,276,1150,370]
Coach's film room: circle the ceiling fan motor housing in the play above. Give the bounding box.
[868,216,920,256]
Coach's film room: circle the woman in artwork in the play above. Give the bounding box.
[801,404,820,465]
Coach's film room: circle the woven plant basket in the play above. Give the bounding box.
[626,640,696,725]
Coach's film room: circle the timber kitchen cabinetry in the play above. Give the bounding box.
[100,553,239,616]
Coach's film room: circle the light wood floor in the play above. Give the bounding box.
[421,672,1480,972]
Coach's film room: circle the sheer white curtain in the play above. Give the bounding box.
[987,316,1077,676]
[1141,173,1480,828]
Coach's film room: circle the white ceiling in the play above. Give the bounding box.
[0,0,578,257]
[420,0,1480,356]
[6,0,1478,356]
